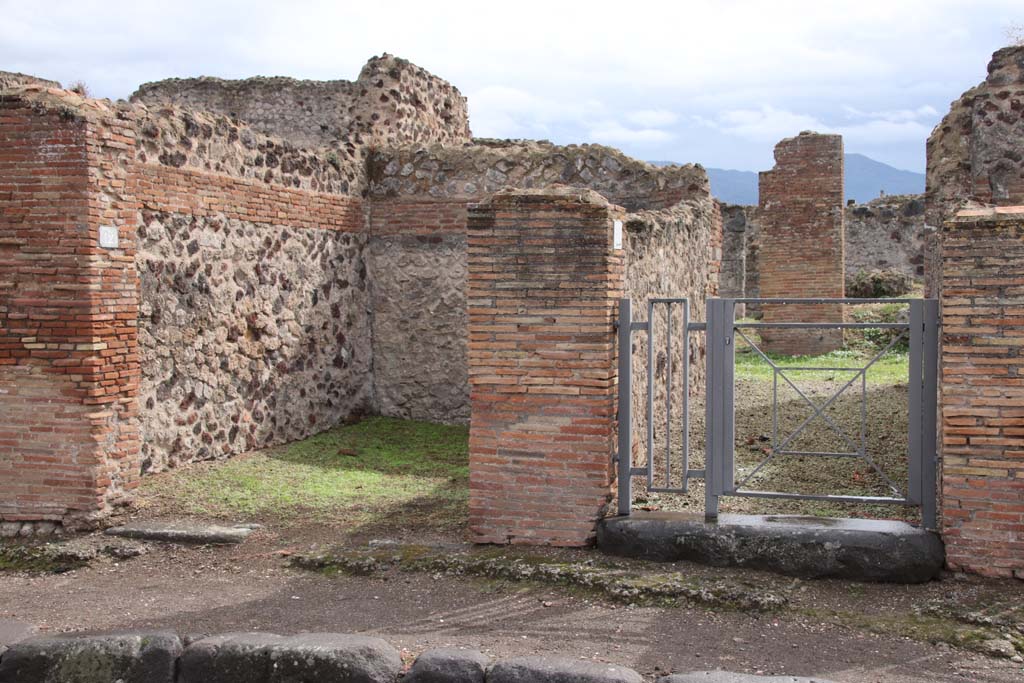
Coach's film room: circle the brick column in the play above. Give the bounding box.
[0,93,140,529]
[940,207,1024,578]
[467,187,624,546]
[758,132,845,355]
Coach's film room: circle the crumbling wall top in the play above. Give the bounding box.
[368,139,709,211]
[131,53,471,153]
[2,84,359,195]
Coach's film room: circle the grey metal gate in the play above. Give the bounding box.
[616,297,939,529]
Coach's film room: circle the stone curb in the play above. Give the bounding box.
[0,631,838,683]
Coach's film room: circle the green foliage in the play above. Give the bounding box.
[846,269,913,299]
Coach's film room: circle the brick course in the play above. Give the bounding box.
[467,188,624,546]
[940,207,1024,578]
[758,132,845,355]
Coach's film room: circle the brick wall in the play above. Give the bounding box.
[939,207,1024,578]
[467,188,624,546]
[0,96,141,527]
[758,132,845,355]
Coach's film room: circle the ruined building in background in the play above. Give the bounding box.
[925,44,1024,296]
[756,132,845,355]
[0,55,720,532]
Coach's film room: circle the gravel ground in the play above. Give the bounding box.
[2,530,1023,683]
[634,375,919,523]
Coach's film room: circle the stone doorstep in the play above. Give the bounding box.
[660,674,836,683]
[596,512,945,584]
[103,521,261,545]
[0,632,838,683]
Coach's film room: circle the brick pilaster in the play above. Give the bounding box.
[0,95,140,526]
[940,207,1024,578]
[467,187,624,546]
[758,132,845,355]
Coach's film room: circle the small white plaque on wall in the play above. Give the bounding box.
[613,220,623,249]
[98,226,119,249]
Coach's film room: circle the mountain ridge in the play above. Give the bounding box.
[650,153,925,205]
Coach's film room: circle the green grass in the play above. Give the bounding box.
[140,416,470,530]
[734,300,912,385]
[734,347,909,384]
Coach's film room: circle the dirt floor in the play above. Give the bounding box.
[2,516,1023,683]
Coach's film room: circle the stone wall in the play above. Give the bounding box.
[926,46,1024,231]
[132,54,471,155]
[845,195,929,279]
[939,207,1024,578]
[367,200,469,424]
[369,140,708,210]
[0,71,60,90]
[623,200,721,472]
[757,132,845,354]
[925,45,1024,299]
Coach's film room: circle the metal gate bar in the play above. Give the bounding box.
[616,296,940,529]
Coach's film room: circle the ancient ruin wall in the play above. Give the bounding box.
[757,132,845,355]
[132,54,471,155]
[0,70,60,90]
[2,85,374,502]
[844,195,929,280]
[719,195,930,310]
[623,200,721,472]
[925,45,1024,298]
[366,142,719,425]
[369,140,709,210]
[926,46,1024,231]
[126,101,373,471]
[1,93,141,526]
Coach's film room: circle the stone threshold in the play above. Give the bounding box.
[597,511,944,584]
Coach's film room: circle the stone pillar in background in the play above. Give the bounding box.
[758,132,845,355]
[467,187,624,546]
[939,207,1024,578]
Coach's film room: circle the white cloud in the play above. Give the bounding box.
[588,120,674,145]
[0,0,1019,171]
[706,104,937,148]
[624,109,678,128]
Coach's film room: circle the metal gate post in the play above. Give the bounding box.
[922,299,939,530]
[908,299,939,530]
[617,298,632,516]
[705,298,736,523]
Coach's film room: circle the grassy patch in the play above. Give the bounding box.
[735,347,908,385]
[0,543,89,574]
[140,417,470,530]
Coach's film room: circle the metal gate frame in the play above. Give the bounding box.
[616,297,940,530]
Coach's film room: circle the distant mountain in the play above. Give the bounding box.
[650,153,925,205]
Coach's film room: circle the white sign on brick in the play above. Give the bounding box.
[99,226,119,249]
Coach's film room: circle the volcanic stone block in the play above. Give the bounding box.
[405,648,489,683]
[0,632,181,683]
[488,656,643,683]
[597,511,944,583]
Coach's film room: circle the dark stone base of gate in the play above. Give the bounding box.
[597,512,944,583]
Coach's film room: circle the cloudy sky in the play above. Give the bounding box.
[2,0,1021,172]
